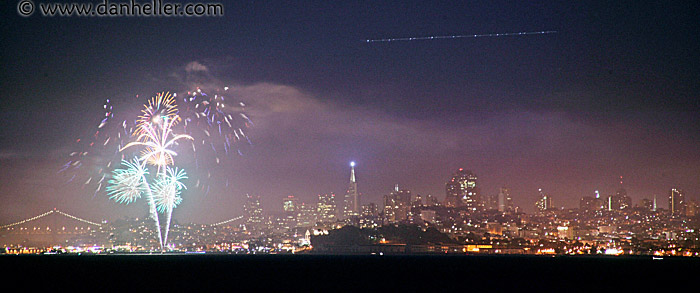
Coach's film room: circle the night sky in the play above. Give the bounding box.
[1,1,699,224]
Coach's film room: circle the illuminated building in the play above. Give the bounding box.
[317,193,337,223]
[283,195,298,212]
[498,187,513,213]
[581,192,606,212]
[616,189,632,210]
[413,194,423,208]
[281,196,299,229]
[487,222,503,235]
[296,202,317,228]
[426,194,440,206]
[535,188,552,212]
[580,196,595,212]
[243,194,264,230]
[686,200,699,217]
[668,188,686,217]
[485,193,499,210]
[641,198,654,211]
[445,169,480,211]
[342,161,360,219]
[383,185,412,223]
[592,190,605,211]
[606,189,632,211]
[420,209,436,223]
[619,195,632,210]
[281,214,296,231]
[359,203,380,228]
[556,226,574,239]
[361,203,378,217]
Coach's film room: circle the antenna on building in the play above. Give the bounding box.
[350,161,356,183]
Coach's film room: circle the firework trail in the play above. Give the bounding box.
[115,92,192,249]
[178,87,253,191]
[152,167,187,246]
[59,98,124,198]
[365,30,557,43]
[106,157,163,247]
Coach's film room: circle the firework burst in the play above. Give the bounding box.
[153,167,187,213]
[121,111,193,170]
[63,86,253,196]
[135,92,179,138]
[67,86,254,250]
[105,158,148,204]
[105,92,194,250]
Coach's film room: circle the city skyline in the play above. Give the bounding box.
[1,1,699,225]
[252,163,696,216]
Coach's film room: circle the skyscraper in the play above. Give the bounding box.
[497,187,513,213]
[580,196,595,212]
[669,188,686,217]
[606,188,632,211]
[383,184,412,224]
[426,194,440,206]
[641,198,654,211]
[296,202,317,228]
[317,193,337,223]
[283,195,298,212]
[243,194,264,230]
[445,168,480,210]
[342,161,360,219]
[686,200,699,217]
[413,194,423,208]
[361,203,379,217]
[617,189,632,210]
[485,193,499,210]
[535,188,552,212]
[593,190,604,211]
[282,195,298,229]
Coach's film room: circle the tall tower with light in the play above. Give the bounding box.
[343,161,360,219]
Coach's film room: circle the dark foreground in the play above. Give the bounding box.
[3,254,698,291]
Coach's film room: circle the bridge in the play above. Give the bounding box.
[0,208,102,230]
[0,208,243,247]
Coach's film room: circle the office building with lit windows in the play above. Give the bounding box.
[317,193,337,223]
[243,194,264,230]
[498,187,513,213]
[535,188,552,212]
[383,185,412,224]
[445,168,480,211]
[669,188,686,217]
